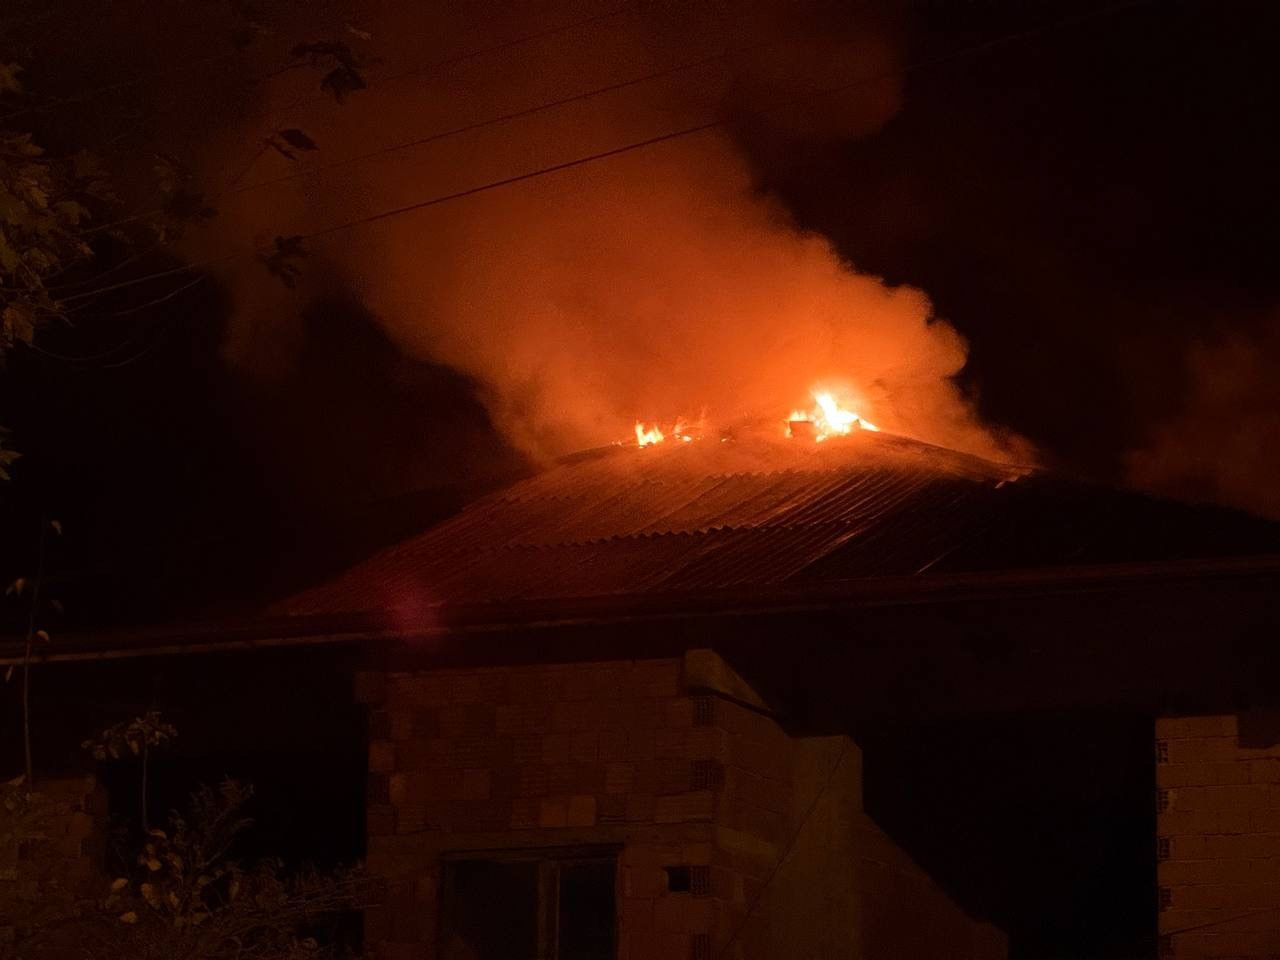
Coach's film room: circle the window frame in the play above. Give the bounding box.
[438,844,622,960]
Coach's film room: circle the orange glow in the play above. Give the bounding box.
[633,392,880,447]
[787,390,879,440]
[633,417,703,447]
[635,422,665,446]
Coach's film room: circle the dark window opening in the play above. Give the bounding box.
[440,847,617,960]
[559,861,615,960]
[664,865,710,897]
[665,866,691,893]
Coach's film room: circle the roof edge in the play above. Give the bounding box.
[6,552,1280,666]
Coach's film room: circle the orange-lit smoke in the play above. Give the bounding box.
[209,1,1028,465]
[1129,320,1280,519]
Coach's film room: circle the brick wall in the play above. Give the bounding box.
[1156,714,1280,959]
[360,650,1005,960]
[0,774,106,954]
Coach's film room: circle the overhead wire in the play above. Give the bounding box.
[230,45,743,195]
[0,3,635,127]
[15,4,645,250]
[23,0,1160,377]
[55,0,1160,312]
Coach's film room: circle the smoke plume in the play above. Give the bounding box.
[1128,319,1280,519]
[210,0,1026,464]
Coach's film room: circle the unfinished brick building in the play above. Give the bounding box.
[7,429,1280,958]
[1155,714,1280,959]
[351,650,1006,960]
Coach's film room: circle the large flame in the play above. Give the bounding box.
[635,422,665,447]
[788,390,879,440]
[635,417,700,447]
[631,389,879,446]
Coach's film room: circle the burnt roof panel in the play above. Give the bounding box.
[276,432,1280,619]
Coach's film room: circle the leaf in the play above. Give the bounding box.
[2,305,36,346]
[163,188,216,224]
[265,137,295,161]
[320,65,366,102]
[260,235,307,289]
[4,665,12,683]
[118,910,138,924]
[110,877,129,892]
[146,857,162,871]
[290,40,348,61]
[53,200,89,225]
[71,151,106,181]
[6,577,26,596]
[35,629,49,643]
[3,132,42,158]
[0,230,20,274]
[230,18,273,48]
[346,23,373,41]
[276,129,318,152]
[48,520,61,536]
[0,63,22,95]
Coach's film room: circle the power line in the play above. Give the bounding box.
[231,46,739,195]
[224,2,639,186]
[38,4,647,240]
[245,0,1168,244]
[248,2,638,124]
[0,51,248,125]
[0,4,635,127]
[56,0,1160,309]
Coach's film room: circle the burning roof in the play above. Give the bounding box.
[277,428,1280,621]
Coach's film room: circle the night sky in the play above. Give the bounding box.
[755,0,1280,502]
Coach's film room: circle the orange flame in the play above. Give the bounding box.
[634,415,706,446]
[787,390,879,440]
[632,392,877,447]
[635,422,665,446]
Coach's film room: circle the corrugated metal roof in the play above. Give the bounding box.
[277,431,1280,618]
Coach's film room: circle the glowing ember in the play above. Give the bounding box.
[787,391,879,440]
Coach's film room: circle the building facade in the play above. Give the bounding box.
[359,649,1006,960]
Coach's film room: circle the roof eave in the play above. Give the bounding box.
[5,553,1280,666]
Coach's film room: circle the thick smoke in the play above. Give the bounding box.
[211,0,1026,464]
[1128,320,1280,519]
